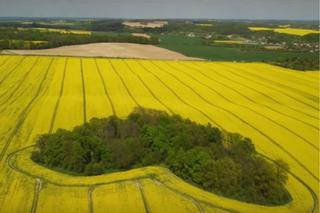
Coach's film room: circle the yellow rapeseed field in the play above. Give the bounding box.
[17,27,92,35]
[0,39,48,44]
[0,55,318,213]
[249,27,320,36]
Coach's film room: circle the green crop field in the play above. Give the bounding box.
[158,35,318,62]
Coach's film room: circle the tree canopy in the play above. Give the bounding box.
[32,108,291,205]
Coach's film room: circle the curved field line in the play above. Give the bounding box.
[150,179,205,213]
[94,59,116,116]
[9,147,235,213]
[7,145,314,213]
[0,57,39,107]
[262,64,318,86]
[4,57,71,213]
[237,64,319,103]
[136,180,151,213]
[6,146,148,188]
[0,56,26,85]
[181,62,319,131]
[208,64,319,119]
[9,148,235,212]
[168,62,318,151]
[194,200,205,213]
[0,58,54,162]
[3,57,317,213]
[31,178,42,213]
[260,153,318,213]
[48,58,68,133]
[235,65,315,92]
[152,179,239,213]
[108,60,140,107]
[266,64,319,83]
[232,64,318,99]
[0,56,11,70]
[122,60,174,115]
[0,56,24,79]
[88,186,95,213]
[0,57,231,212]
[21,58,68,213]
[151,61,319,182]
[221,63,319,111]
[212,64,319,118]
[140,179,205,213]
[138,61,221,128]
[251,64,317,89]
[80,59,87,123]
[0,85,34,116]
[195,62,318,120]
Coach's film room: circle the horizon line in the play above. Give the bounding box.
[0,16,318,22]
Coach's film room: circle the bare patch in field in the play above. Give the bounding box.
[132,33,151,39]
[2,43,202,60]
[123,21,168,28]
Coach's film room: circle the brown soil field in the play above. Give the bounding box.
[132,33,151,39]
[1,43,202,60]
[122,21,168,28]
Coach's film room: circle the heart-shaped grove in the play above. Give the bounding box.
[28,108,291,206]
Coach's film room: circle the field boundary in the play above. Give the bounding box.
[1,52,205,61]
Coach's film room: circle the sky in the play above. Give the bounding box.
[0,0,319,20]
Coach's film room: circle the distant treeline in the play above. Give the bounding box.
[0,20,166,33]
[32,108,291,206]
[1,19,318,37]
[0,28,159,50]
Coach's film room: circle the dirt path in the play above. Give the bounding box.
[2,43,203,61]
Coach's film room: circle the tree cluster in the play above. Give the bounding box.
[0,28,159,50]
[32,108,291,205]
[274,56,319,71]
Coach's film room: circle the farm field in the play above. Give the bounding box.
[248,27,320,36]
[16,27,92,35]
[2,43,202,60]
[213,40,245,44]
[158,35,318,62]
[0,55,318,213]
